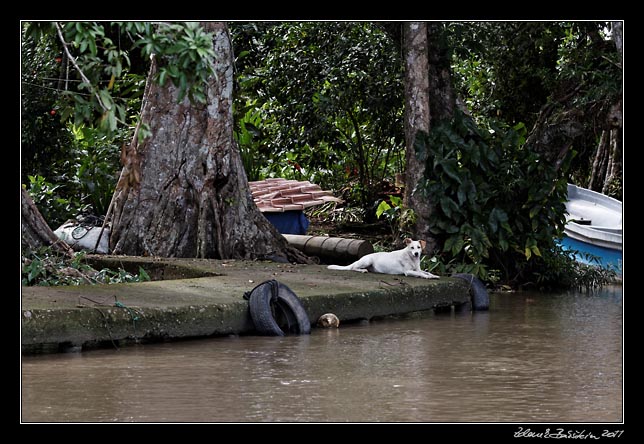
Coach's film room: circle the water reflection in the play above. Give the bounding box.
[22,286,622,423]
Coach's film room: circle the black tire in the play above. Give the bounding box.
[452,273,490,311]
[246,280,311,336]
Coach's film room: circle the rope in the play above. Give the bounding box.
[114,298,141,342]
[78,295,142,345]
[114,301,140,321]
[71,225,91,240]
[69,214,106,240]
[91,307,120,351]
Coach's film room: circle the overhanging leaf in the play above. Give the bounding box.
[440,196,459,219]
[440,159,462,184]
[376,200,391,219]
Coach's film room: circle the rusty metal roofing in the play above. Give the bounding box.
[249,178,342,213]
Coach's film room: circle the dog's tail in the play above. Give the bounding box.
[327,264,351,270]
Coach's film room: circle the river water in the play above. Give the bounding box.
[21,286,623,423]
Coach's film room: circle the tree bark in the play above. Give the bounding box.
[109,22,310,262]
[606,22,623,199]
[602,128,622,196]
[588,129,609,191]
[426,23,456,123]
[21,187,73,256]
[612,21,623,66]
[403,22,433,250]
[403,22,456,253]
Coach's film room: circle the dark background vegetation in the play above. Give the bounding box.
[21,21,622,289]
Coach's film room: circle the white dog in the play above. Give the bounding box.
[327,238,439,279]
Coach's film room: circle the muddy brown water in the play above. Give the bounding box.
[21,286,622,423]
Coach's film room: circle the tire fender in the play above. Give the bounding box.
[244,280,311,336]
[452,273,490,311]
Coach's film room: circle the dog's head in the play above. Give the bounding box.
[404,238,426,259]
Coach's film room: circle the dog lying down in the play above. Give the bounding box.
[327,238,439,279]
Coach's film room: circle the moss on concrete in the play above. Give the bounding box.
[22,257,474,354]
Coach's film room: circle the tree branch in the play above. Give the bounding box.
[21,187,74,257]
[54,22,110,113]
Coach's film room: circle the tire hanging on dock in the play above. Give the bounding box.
[452,273,490,311]
[244,280,311,336]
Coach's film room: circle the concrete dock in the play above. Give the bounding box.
[21,256,476,354]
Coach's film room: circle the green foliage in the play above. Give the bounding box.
[376,195,416,240]
[44,22,132,133]
[531,243,617,291]
[234,100,270,182]
[418,110,572,285]
[439,21,621,287]
[66,125,123,216]
[21,25,73,183]
[449,22,566,128]
[133,21,216,104]
[449,22,622,198]
[24,124,128,227]
[22,21,142,226]
[25,175,86,228]
[554,22,622,194]
[22,247,151,286]
[231,22,405,212]
[22,21,621,292]
[23,21,216,140]
[22,21,213,226]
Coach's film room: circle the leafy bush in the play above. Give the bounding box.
[376,195,416,241]
[234,100,269,182]
[417,110,573,286]
[531,243,617,291]
[25,175,87,228]
[66,125,124,216]
[25,125,126,228]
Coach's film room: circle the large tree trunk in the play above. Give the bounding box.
[21,187,73,256]
[612,21,623,65]
[110,22,309,262]
[403,22,432,250]
[601,128,622,196]
[588,129,610,191]
[600,22,623,198]
[426,23,456,123]
[403,22,456,253]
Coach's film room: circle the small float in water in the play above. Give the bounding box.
[560,183,622,273]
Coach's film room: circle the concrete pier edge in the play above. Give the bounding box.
[21,256,477,354]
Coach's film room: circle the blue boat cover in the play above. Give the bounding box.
[264,211,310,235]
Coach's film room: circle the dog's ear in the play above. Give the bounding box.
[404,238,412,245]
[420,240,427,250]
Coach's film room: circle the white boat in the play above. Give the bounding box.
[564,183,622,252]
[561,183,622,274]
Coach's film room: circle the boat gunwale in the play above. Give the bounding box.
[564,183,622,252]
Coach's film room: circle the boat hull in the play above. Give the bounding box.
[564,184,622,252]
[559,235,622,273]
